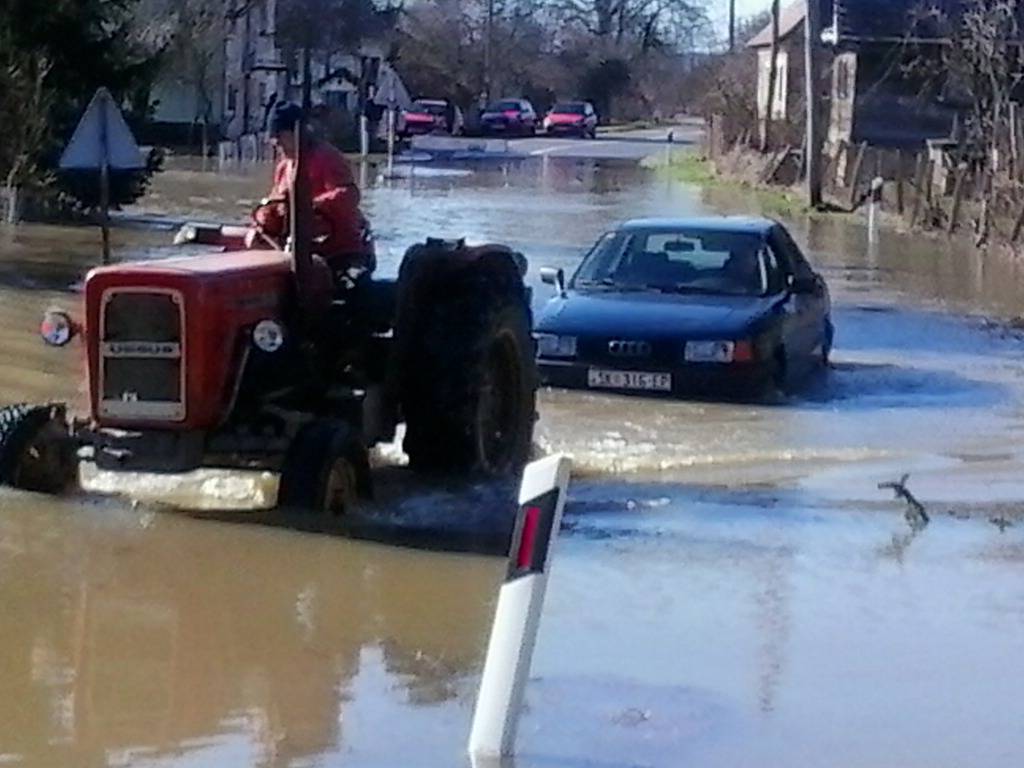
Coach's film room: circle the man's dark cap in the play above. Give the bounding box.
[270,102,304,135]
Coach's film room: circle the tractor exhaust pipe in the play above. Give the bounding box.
[290,47,316,319]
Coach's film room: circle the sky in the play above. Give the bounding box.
[708,0,772,37]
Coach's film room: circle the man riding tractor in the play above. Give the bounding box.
[0,103,538,516]
[246,102,375,286]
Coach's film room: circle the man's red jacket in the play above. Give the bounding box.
[255,140,366,258]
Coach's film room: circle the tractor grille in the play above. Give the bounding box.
[99,290,185,421]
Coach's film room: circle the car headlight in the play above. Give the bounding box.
[684,340,735,363]
[536,333,577,358]
[253,319,286,353]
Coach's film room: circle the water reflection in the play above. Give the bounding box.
[0,505,497,766]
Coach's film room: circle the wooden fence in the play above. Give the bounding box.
[825,139,1024,245]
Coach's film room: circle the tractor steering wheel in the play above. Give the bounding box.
[250,197,288,250]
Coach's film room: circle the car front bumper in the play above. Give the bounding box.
[538,358,775,399]
[546,123,586,134]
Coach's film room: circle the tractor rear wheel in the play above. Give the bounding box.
[278,420,371,515]
[0,404,77,495]
[396,241,537,476]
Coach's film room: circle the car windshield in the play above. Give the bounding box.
[572,228,771,297]
[552,102,586,114]
[489,100,522,112]
[413,100,447,115]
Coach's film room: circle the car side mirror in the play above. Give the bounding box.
[540,267,566,296]
[789,274,818,294]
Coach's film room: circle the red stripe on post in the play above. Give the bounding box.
[516,507,541,570]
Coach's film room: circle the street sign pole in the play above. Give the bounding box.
[468,454,572,761]
[99,104,111,265]
[59,88,145,266]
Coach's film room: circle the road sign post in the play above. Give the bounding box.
[468,454,572,761]
[59,88,145,264]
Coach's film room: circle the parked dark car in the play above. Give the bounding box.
[401,98,463,137]
[535,217,833,399]
[543,101,598,138]
[479,99,538,136]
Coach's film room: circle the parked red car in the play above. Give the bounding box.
[401,99,463,137]
[479,99,538,137]
[544,101,598,138]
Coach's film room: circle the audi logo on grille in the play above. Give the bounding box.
[608,340,652,357]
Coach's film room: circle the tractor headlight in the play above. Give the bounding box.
[40,309,75,347]
[253,319,285,353]
[536,333,577,358]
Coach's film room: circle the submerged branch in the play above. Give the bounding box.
[878,473,930,529]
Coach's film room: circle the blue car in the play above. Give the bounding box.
[535,217,833,399]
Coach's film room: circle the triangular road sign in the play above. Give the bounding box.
[60,87,145,171]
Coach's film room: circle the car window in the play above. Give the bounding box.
[762,243,787,294]
[489,100,522,111]
[573,229,768,296]
[413,101,447,116]
[553,103,586,114]
[572,232,627,285]
[771,226,814,279]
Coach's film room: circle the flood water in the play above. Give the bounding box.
[2,148,1024,767]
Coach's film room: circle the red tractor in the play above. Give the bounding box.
[0,198,537,513]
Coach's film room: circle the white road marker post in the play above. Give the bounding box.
[468,454,572,762]
[868,175,883,244]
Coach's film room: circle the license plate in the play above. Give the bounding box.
[587,368,672,392]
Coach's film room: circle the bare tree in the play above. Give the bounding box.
[0,44,54,205]
[166,0,222,156]
[911,0,1024,168]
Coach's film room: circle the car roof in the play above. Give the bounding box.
[414,99,447,106]
[617,216,778,235]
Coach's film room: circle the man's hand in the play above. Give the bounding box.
[244,227,262,250]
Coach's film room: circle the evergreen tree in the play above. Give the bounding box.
[0,0,163,209]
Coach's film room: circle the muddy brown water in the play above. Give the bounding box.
[3,153,1024,766]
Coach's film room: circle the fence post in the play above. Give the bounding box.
[847,141,868,209]
[1009,195,1024,243]
[896,149,905,215]
[910,157,929,228]
[947,164,968,234]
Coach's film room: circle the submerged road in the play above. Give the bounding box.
[2,136,1024,767]
[506,120,704,160]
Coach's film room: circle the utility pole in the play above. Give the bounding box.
[484,0,495,103]
[804,0,823,208]
[728,0,736,52]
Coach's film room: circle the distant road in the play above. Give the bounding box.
[504,118,704,161]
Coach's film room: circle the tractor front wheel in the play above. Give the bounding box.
[0,404,78,495]
[277,420,372,515]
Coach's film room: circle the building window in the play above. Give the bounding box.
[228,86,238,114]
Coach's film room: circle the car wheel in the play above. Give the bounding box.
[762,348,789,404]
[822,318,834,367]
